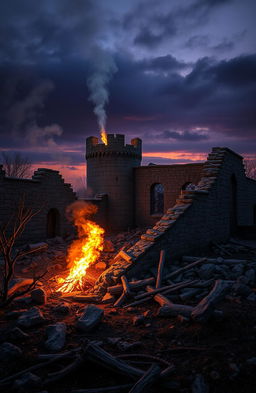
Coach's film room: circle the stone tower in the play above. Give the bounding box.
[86,134,142,231]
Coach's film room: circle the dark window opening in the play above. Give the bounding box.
[182,182,196,191]
[47,208,60,238]
[150,183,164,215]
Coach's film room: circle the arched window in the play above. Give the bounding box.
[150,183,164,215]
[47,208,60,238]
[181,182,196,191]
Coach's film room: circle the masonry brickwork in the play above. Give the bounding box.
[134,163,204,227]
[93,146,256,296]
[86,134,142,231]
[0,166,76,243]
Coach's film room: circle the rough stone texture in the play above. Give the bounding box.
[18,306,45,328]
[77,304,104,332]
[0,166,76,244]
[30,288,47,305]
[45,322,66,352]
[94,147,256,295]
[13,372,42,390]
[86,134,142,231]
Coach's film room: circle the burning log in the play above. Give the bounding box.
[156,250,166,289]
[57,202,105,293]
[108,278,155,296]
[82,342,144,380]
[62,295,101,303]
[191,279,233,322]
[128,363,161,393]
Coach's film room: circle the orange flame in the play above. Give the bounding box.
[100,127,108,145]
[58,202,104,293]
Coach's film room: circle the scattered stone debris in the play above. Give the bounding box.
[45,322,66,352]
[17,307,45,328]
[30,288,47,305]
[77,304,104,332]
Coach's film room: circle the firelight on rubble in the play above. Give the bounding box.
[100,127,108,145]
[58,202,104,293]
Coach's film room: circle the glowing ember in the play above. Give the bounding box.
[58,202,104,293]
[100,126,108,145]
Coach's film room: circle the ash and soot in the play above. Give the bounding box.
[57,201,104,293]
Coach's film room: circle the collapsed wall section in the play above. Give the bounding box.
[94,147,256,295]
[0,167,76,243]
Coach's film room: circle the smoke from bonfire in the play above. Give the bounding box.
[58,201,105,293]
[87,47,117,145]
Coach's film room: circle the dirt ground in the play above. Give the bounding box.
[1,235,256,392]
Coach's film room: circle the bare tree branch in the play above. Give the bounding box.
[1,152,32,178]
[0,198,44,307]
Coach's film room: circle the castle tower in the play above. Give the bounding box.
[86,134,142,231]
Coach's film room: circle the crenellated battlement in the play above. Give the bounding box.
[86,134,142,159]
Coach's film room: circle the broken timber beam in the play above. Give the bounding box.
[156,250,166,289]
[191,279,233,322]
[128,363,161,393]
[165,258,207,280]
[108,278,155,296]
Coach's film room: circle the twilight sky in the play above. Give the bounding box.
[0,0,255,190]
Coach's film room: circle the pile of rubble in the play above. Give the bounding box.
[1,238,256,392]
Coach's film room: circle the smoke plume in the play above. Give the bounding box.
[87,47,117,133]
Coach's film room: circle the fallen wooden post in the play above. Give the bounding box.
[191,279,233,322]
[44,355,83,385]
[124,280,198,309]
[108,278,155,296]
[135,280,199,300]
[146,286,194,318]
[121,275,131,296]
[82,342,144,379]
[114,275,132,307]
[156,250,166,289]
[165,258,207,280]
[128,363,161,393]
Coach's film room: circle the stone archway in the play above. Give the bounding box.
[47,208,60,238]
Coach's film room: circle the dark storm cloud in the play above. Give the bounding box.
[140,55,189,73]
[0,0,103,64]
[161,130,209,141]
[124,0,234,48]
[1,51,255,154]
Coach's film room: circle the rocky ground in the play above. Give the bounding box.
[1,233,256,393]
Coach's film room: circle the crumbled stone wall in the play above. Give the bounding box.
[0,166,76,244]
[93,147,256,295]
[134,163,204,227]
